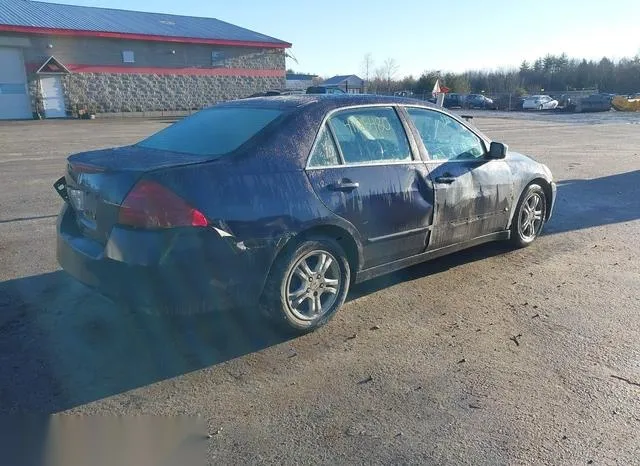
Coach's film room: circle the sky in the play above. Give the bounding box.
[49,0,640,78]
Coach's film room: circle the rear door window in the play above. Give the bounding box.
[327,107,412,164]
[308,126,341,167]
[138,107,282,156]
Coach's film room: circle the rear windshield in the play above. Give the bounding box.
[137,107,283,156]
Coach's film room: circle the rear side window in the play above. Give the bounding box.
[138,107,282,156]
[327,107,411,164]
[308,126,341,167]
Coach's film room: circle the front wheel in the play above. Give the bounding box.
[510,183,547,248]
[262,238,350,334]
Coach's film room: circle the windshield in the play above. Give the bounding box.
[137,107,282,156]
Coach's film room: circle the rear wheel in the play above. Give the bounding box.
[510,183,547,248]
[262,238,350,334]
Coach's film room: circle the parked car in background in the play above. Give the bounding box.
[465,94,496,109]
[306,86,346,95]
[443,93,466,108]
[577,93,613,112]
[558,94,573,109]
[491,94,525,111]
[55,95,556,334]
[522,95,558,110]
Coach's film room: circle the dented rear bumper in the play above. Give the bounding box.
[56,204,278,312]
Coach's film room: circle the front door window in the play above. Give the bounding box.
[407,108,485,160]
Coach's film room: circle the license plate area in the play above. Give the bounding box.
[53,176,68,201]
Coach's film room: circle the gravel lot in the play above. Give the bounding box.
[1,112,639,464]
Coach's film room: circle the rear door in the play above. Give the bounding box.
[404,106,513,249]
[305,106,433,268]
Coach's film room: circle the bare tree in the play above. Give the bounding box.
[374,66,386,80]
[368,66,387,94]
[382,58,399,92]
[361,53,374,90]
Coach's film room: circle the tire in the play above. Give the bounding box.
[538,104,544,110]
[262,238,351,334]
[510,183,547,248]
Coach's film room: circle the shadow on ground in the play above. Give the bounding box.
[0,272,293,413]
[351,170,640,299]
[1,171,638,414]
[546,170,640,234]
[0,244,514,414]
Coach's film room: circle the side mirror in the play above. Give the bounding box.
[488,141,508,159]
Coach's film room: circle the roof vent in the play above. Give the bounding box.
[159,20,175,26]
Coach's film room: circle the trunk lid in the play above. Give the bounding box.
[64,145,211,244]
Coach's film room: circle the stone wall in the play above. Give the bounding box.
[18,35,287,116]
[46,73,284,114]
[27,78,41,116]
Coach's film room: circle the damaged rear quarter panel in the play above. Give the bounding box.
[149,156,365,294]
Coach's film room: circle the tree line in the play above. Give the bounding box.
[361,53,640,96]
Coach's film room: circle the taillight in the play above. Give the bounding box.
[118,180,208,229]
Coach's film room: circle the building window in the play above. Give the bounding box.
[211,51,226,66]
[122,51,135,63]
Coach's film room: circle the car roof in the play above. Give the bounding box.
[222,94,439,112]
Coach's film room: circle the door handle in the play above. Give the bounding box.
[434,176,456,184]
[328,180,360,192]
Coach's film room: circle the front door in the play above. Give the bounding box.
[405,107,513,249]
[40,75,66,118]
[306,106,434,268]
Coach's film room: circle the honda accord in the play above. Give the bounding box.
[55,95,556,333]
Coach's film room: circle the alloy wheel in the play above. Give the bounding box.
[285,250,341,321]
[518,191,544,241]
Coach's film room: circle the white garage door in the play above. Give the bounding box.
[0,47,31,120]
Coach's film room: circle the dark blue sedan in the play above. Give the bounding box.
[55,95,556,333]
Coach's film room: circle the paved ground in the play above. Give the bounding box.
[1,113,639,465]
